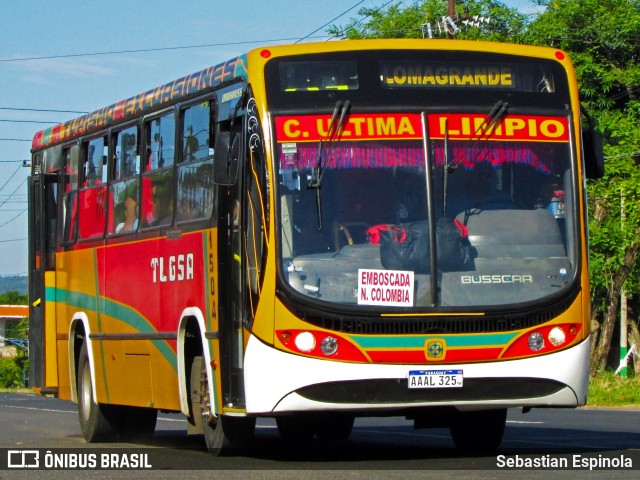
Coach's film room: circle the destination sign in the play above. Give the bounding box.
[379,61,551,91]
[275,113,569,143]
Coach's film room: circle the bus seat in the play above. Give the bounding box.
[457,209,566,259]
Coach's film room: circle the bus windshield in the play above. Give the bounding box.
[277,112,575,308]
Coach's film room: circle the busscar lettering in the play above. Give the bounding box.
[460,274,534,284]
[151,253,194,283]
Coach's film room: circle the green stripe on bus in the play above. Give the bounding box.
[350,332,518,349]
[44,286,177,370]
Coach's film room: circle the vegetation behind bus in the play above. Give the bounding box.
[0,291,28,388]
[330,0,640,375]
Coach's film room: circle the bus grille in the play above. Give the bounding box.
[298,297,575,335]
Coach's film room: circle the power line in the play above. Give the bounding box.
[0,237,27,244]
[0,119,59,124]
[326,0,396,40]
[0,107,88,114]
[296,0,366,43]
[0,2,388,64]
[0,36,331,63]
[0,209,26,230]
[0,176,28,210]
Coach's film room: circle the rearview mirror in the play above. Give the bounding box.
[581,107,605,179]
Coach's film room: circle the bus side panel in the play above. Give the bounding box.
[52,269,72,400]
[98,232,209,410]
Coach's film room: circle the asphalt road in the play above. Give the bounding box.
[0,392,639,479]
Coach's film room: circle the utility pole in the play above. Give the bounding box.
[448,0,456,38]
[620,192,628,377]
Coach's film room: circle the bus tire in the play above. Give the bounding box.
[77,342,122,442]
[449,408,507,452]
[190,356,255,456]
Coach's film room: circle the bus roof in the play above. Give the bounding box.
[30,39,570,152]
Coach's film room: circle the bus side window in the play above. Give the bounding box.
[142,112,175,228]
[110,178,140,234]
[83,136,107,187]
[177,102,215,223]
[113,126,140,180]
[78,137,107,240]
[110,125,141,235]
[182,102,212,162]
[61,146,79,244]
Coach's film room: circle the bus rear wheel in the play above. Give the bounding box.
[77,342,121,442]
[449,408,507,452]
[190,356,255,456]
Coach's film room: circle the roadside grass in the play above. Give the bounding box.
[588,370,640,407]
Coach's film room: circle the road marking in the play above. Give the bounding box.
[0,404,75,414]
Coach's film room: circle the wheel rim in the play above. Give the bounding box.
[199,360,217,428]
[80,361,92,422]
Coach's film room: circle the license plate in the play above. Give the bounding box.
[408,369,463,389]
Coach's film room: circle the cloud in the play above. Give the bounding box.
[12,54,156,86]
[12,56,114,85]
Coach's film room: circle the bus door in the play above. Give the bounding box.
[214,85,267,412]
[28,164,60,393]
[214,85,248,410]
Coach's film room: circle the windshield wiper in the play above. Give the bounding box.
[307,100,351,232]
[443,100,508,217]
[448,100,509,171]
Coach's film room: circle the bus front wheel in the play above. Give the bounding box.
[190,356,255,456]
[449,408,507,452]
[77,342,122,442]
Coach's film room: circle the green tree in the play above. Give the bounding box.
[328,0,528,41]
[0,357,25,388]
[523,0,640,373]
[0,291,27,305]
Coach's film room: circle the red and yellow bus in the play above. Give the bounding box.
[28,39,604,455]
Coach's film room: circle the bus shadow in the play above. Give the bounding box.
[140,421,640,469]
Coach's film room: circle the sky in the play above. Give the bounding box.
[0,0,540,276]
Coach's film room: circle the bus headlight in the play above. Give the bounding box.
[548,327,566,347]
[320,336,339,356]
[294,331,316,352]
[528,332,544,352]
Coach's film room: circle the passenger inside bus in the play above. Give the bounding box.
[115,185,139,233]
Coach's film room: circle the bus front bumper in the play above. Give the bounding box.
[244,334,590,414]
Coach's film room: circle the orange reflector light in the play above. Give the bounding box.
[278,331,291,344]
